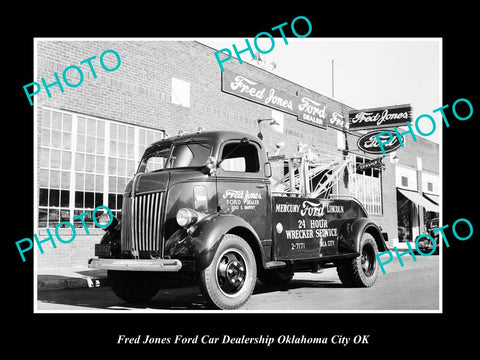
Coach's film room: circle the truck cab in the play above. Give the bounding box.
[89,130,388,309]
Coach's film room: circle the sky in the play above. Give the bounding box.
[200,38,442,143]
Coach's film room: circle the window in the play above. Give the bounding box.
[427,182,433,192]
[220,142,260,173]
[349,155,383,215]
[401,176,409,187]
[138,143,211,173]
[37,109,165,228]
[171,77,190,107]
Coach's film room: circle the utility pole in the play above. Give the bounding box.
[331,59,335,98]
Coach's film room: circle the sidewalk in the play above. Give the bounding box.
[37,265,109,291]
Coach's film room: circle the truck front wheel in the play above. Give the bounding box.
[198,234,257,310]
[336,233,379,287]
[108,270,160,303]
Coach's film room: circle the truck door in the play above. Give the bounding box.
[216,139,272,244]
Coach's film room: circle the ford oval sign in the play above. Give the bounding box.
[357,131,404,154]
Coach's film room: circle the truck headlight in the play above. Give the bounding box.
[95,211,118,231]
[176,208,199,228]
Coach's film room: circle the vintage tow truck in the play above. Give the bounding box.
[89,130,388,309]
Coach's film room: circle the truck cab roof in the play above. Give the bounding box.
[145,130,265,154]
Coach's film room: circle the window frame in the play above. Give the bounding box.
[217,140,262,177]
[36,108,165,230]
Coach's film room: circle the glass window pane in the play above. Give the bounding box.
[118,158,126,176]
[52,111,62,130]
[117,194,123,210]
[52,130,62,148]
[109,140,117,156]
[96,138,105,154]
[61,171,70,189]
[76,134,85,152]
[75,153,85,171]
[50,170,60,188]
[41,128,50,147]
[39,188,48,206]
[77,117,86,134]
[147,131,154,146]
[85,154,95,172]
[63,132,71,150]
[86,136,96,153]
[63,114,72,132]
[127,143,134,159]
[118,125,126,142]
[61,151,71,170]
[40,147,49,167]
[49,189,60,206]
[108,193,116,209]
[108,157,117,175]
[118,141,126,158]
[95,174,104,192]
[127,160,135,176]
[97,121,105,138]
[59,210,71,225]
[75,172,84,190]
[87,118,96,136]
[110,123,117,139]
[39,169,49,187]
[109,176,116,192]
[85,174,95,191]
[95,193,103,208]
[39,208,48,228]
[60,190,69,207]
[117,177,126,193]
[85,192,94,208]
[96,156,105,174]
[139,129,145,144]
[127,127,135,142]
[75,191,84,207]
[48,209,59,227]
[51,149,61,168]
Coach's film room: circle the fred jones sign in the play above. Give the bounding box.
[349,104,412,131]
[222,70,348,130]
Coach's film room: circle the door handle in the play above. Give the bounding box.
[256,184,266,188]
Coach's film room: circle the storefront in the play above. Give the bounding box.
[33,40,439,268]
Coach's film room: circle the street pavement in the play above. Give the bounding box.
[36,254,440,311]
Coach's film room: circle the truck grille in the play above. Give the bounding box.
[121,192,164,257]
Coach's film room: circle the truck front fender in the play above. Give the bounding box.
[338,217,388,254]
[165,213,265,272]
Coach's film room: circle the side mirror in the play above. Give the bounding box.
[203,156,217,175]
[264,162,272,178]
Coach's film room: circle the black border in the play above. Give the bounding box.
[8,6,478,356]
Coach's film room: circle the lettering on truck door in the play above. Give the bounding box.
[272,197,339,260]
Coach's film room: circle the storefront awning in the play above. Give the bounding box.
[398,188,439,213]
[423,193,440,206]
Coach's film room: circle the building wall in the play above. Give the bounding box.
[34,40,438,268]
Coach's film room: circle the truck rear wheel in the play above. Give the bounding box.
[108,270,160,302]
[336,233,379,287]
[198,234,257,310]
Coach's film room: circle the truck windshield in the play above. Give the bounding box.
[137,142,212,173]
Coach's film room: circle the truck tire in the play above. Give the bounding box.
[108,270,160,303]
[198,234,257,310]
[336,233,379,287]
[258,265,294,286]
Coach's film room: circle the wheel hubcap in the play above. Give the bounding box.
[216,251,247,296]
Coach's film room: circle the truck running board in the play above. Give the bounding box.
[265,261,287,269]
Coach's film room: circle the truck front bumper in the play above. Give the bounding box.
[88,258,182,272]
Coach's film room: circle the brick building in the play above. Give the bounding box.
[33,40,439,268]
